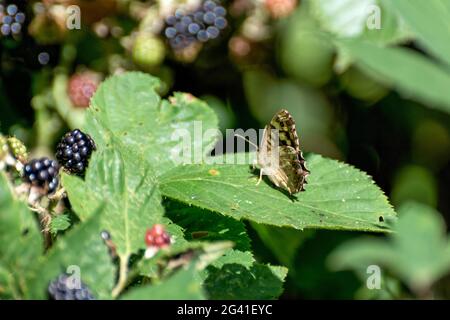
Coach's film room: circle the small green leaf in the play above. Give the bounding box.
[0,173,42,299]
[27,209,115,299]
[329,202,450,293]
[160,153,396,232]
[50,214,71,235]
[121,265,205,300]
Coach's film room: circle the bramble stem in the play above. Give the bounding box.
[112,255,129,298]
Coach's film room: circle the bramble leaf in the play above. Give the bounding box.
[0,173,42,299]
[160,153,396,232]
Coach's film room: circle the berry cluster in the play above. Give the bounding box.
[23,157,59,194]
[0,3,25,37]
[144,224,171,258]
[7,136,27,162]
[0,135,27,163]
[55,129,96,176]
[145,224,172,248]
[163,0,227,50]
[68,72,100,108]
[48,273,95,300]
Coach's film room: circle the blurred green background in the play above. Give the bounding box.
[1,0,450,299]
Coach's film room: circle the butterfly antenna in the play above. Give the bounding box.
[233,134,259,149]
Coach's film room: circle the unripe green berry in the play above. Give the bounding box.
[0,135,8,159]
[132,34,166,69]
[7,136,28,163]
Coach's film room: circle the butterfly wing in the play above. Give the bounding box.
[257,109,309,194]
[274,146,309,194]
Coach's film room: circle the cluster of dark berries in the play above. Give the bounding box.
[0,3,25,37]
[48,273,95,300]
[56,129,96,176]
[23,157,59,194]
[163,0,227,50]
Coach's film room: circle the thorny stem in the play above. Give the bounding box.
[112,254,130,299]
[28,187,66,250]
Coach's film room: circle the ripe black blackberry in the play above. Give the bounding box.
[23,157,59,194]
[48,273,95,300]
[56,129,96,176]
[163,0,228,50]
[0,3,26,37]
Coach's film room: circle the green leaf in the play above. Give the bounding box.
[310,0,412,44]
[165,201,251,252]
[328,202,450,293]
[121,265,205,300]
[50,214,71,235]
[310,0,377,38]
[0,173,42,299]
[86,72,219,175]
[208,250,255,270]
[159,153,396,232]
[62,147,167,260]
[204,263,288,300]
[383,0,450,67]
[340,39,450,113]
[26,209,115,299]
[251,223,314,268]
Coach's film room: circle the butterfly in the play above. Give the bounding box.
[255,109,310,195]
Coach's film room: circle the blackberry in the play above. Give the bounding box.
[162,0,228,50]
[145,224,171,248]
[0,3,25,37]
[23,157,59,194]
[68,72,100,108]
[55,129,96,176]
[144,224,172,259]
[7,136,28,162]
[48,273,95,300]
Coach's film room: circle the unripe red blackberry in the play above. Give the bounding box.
[48,273,95,300]
[68,72,100,108]
[55,129,96,176]
[145,224,171,248]
[23,157,59,194]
